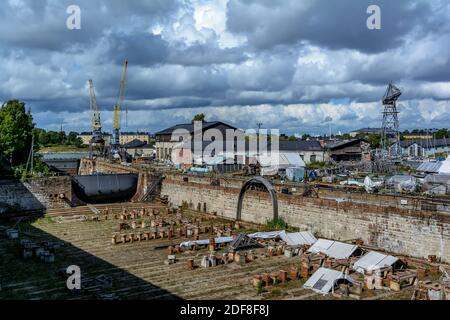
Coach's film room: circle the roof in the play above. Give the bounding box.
[42,152,88,160]
[308,239,359,259]
[303,267,354,294]
[155,121,237,135]
[328,138,366,150]
[278,140,324,152]
[123,139,147,149]
[424,174,450,185]
[120,132,149,135]
[399,138,450,149]
[416,161,442,173]
[351,127,382,134]
[353,251,399,274]
[280,231,317,246]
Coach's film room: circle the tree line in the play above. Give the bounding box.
[0,100,82,177]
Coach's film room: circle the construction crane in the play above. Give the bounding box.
[111,60,128,159]
[88,79,104,157]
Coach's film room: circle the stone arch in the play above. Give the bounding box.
[236,176,278,221]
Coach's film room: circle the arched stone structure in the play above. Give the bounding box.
[236,176,278,221]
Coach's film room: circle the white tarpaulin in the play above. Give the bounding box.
[386,175,417,193]
[180,230,317,248]
[258,152,305,176]
[439,156,450,174]
[280,231,317,246]
[353,251,399,274]
[248,231,285,239]
[308,239,359,259]
[179,236,234,247]
[303,267,354,295]
[364,176,383,193]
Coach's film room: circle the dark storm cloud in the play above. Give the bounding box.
[0,0,449,134]
[0,0,178,52]
[106,32,169,66]
[226,0,440,53]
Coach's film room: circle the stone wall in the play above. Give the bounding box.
[161,177,450,263]
[78,158,140,175]
[0,176,71,212]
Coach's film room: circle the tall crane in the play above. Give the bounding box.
[89,80,103,142]
[112,60,128,152]
[88,79,104,157]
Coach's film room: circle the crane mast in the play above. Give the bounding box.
[113,60,128,148]
[89,80,102,139]
[88,79,104,157]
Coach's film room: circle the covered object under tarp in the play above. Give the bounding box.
[308,239,360,259]
[386,175,418,193]
[303,267,354,295]
[179,236,234,247]
[423,174,450,195]
[353,251,400,274]
[248,230,317,246]
[439,156,450,174]
[259,152,305,176]
[280,231,317,246]
[180,231,317,248]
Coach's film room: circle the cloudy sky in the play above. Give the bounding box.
[1,0,449,135]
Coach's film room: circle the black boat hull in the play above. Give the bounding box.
[72,174,138,204]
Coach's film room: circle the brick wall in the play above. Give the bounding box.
[161,178,450,263]
[0,176,71,212]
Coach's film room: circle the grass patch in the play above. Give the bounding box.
[39,145,88,153]
[265,217,289,231]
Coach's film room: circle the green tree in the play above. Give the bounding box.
[67,131,83,147]
[288,135,297,141]
[435,128,450,139]
[301,134,311,141]
[191,113,206,123]
[365,133,381,149]
[0,100,34,166]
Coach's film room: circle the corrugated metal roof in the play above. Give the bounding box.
[303,267,354,294]
[417,161,442,173]
[280,231,317,246]
[308,239,359,259]
[353,251,399,273]
[278,140,324,152]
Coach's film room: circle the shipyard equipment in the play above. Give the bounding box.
[381,83,402,159]
[111,60,128,160]
[88,79,105,157]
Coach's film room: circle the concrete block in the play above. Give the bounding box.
[201,256,210,268]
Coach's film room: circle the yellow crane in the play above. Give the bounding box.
[112,60,128,156]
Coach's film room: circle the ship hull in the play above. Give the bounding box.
[71,173,138,204]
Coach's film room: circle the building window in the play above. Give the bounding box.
[310,155,317,163]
